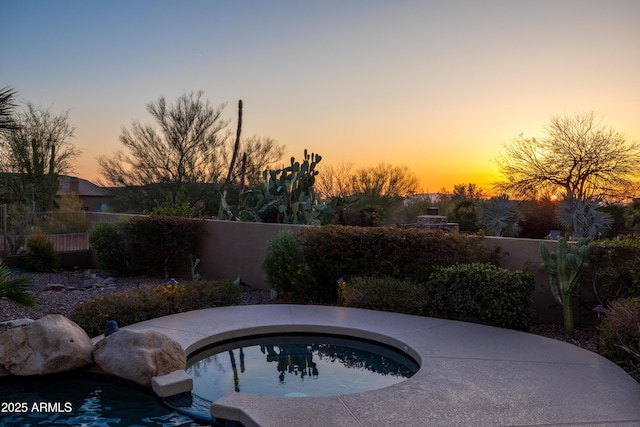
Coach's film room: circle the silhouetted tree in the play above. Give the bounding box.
[445,183,484,233]
[495,112,640,200]
[0,102,79,211]
[99,92,284,215]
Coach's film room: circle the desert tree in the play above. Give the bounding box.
[229,135,285,188]
[314,162,356,199]
[495,112,640,200]
[349,162,419,200]
[348,162,420,225]
[0,102,79,211]
[439,183,485,233]
[99,91,229,213]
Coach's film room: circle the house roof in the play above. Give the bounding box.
[56,175,112,197]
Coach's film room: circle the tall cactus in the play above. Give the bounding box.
[539,237,591,337]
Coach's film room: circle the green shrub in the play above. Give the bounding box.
[588,238,640,305]
[23,234,59,272]
[599,296,640,366]
[89,220,132,275]
[298,225,500,296]
[263,230,318,301]
[426,263,534,330]
[70,281,241,337]
[128,215,204,278]
[338,276,430,315]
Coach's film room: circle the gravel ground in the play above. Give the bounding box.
[0,270,272,330]
[1,271,638,383]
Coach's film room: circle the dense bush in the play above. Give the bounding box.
[598,296,640,366]
[89,220,132,275]
[23,234,59,272]
[426,263,534,330]
[70,281,241,337]
[89,216,205,278]
[128,215,205,278]
[587,238,640,304]
[296,225,501,301]
[263,231,317,300]
[338,276,430,315]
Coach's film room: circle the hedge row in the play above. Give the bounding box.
[339,264,534,331]
[70,280,240,337]
[265,226,501,302]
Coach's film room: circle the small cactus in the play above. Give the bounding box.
[539,237,591,338]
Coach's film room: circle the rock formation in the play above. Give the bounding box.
[93,328,185,387]
[0,314,94,375]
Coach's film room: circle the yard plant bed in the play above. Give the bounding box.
[1,271,638,384]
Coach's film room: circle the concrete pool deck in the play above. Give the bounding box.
[121,304,640,427]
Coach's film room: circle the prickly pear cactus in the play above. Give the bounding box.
[236,150,329,224]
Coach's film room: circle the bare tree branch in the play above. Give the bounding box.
[495,112,640,200]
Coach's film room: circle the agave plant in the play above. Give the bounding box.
[555,192,612,237]
[480,195,522,237]
[0,260,37,308]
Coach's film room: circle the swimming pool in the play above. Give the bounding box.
[0,376,202,427]
[187,333,419,402]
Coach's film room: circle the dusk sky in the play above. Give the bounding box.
[2,0,639,193]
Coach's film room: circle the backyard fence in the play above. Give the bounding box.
[0,208,90,254]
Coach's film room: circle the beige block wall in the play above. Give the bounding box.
[483,236,559,322]
[87,215,564,321]
[197,220,307,288]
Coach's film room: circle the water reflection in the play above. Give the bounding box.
[187,335,418,401]
[260,343,319,383]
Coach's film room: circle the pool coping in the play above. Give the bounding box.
[109,304,640,427]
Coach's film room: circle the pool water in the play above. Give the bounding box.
[0,377,202,427]
[187,334,419,402]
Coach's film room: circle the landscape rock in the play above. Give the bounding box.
[94,329,186,387]
[0,318,34,329]
[45,284,65,291]
[0,314,94,376]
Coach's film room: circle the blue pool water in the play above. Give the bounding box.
[0,377,203,427]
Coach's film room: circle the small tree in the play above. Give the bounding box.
[99,91,229,210]
[0,102,79,211]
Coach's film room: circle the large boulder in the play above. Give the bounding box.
[0,314,94,376]
[93,329,185,387]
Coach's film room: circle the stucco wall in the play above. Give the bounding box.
[197,220,307,288]
[84,216,566,322]
[195,223,561,320]
[483,236,559,321]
